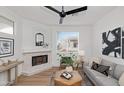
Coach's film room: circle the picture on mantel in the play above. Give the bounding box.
[102,27,121,58]
[122,30,124,59]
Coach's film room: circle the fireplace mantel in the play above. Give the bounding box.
[23,48,51,54]
[22,48,52,76]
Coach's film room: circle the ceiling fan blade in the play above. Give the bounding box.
[66,6,87,15]
[59,17,63,24]
[44,6,60,14]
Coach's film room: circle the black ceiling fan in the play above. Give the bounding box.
[44,6,87,24]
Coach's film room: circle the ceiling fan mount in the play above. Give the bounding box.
[45,6,87,24]
[60,11,66,18]
[59,6,66,18]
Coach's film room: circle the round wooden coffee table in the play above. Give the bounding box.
[54,70,82,86]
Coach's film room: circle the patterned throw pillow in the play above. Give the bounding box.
[91,62,99,70]
[91,62,110,76]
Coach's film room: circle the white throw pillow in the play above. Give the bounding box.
[92,57,102,64]
[89,57,102,67]
[119,72,124,86]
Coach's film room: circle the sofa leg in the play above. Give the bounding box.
[84,72,86,77]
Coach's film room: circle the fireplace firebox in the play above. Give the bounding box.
[32,55,48,66]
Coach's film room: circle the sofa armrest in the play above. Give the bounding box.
[83,61,89,66]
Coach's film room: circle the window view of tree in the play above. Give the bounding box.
[57,32,79,52]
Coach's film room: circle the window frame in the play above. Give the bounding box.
[0,15,14,35]
[57,31,79,52]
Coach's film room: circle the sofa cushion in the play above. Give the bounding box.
[95,76,119,86]
[84,66,106,78]
[84,66,118,86]
[113,64,124,80]
[101,59,117,76]
[119,72,124,86]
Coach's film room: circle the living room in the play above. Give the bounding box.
[0,6,124,87]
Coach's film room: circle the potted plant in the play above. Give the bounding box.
[60,57,74,72]
[60,57,74,66]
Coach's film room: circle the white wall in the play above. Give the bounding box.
[0,7,23,85]
[22,19,52,75]
[93,7,124,65]
[22,19,52,51]
[50,25,93,66]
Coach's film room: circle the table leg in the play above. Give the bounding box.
[8,69,11,84]
[76,64,79,70]
[15,66,18,84]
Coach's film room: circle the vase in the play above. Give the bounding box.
[65,66,73,72]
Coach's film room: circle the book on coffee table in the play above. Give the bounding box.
[60,71,73,80]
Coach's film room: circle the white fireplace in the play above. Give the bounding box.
[32,55,48,66]
[22,49,52,76]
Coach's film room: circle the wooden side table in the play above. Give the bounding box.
[54,70,83,86]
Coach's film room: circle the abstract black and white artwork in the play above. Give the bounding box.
[122,30,124,59]
[0,37,14,58]
[102,27,121,58]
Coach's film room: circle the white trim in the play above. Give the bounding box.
[22,48,51,54]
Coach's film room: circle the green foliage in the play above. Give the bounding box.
[60,57,74,66]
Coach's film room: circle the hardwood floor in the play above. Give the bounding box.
[15,67,59,86]
[15,67,85,86]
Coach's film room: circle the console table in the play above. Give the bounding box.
[0,61,23,85]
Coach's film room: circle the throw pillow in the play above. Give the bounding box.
[91,62,110,76]
[91,62,99,70]
[119,72,124,86]
[96,65,110,76]
[89,57,102,67]
[92,57,102,64]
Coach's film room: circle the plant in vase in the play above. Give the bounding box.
[60,57,74,66]
[60,57,74,72]
[57,52,78,70]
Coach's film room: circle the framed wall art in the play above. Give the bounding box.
[0,37,14,58]
[122,29,124,59]
[102,27,121,58]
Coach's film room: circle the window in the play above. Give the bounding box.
[57,32,79,52]
[0,16,14,35]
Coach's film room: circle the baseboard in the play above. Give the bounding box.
[22,66,53,76]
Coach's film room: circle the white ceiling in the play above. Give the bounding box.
[7,6,117,25]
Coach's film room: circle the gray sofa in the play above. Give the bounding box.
[83,59,124,86]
